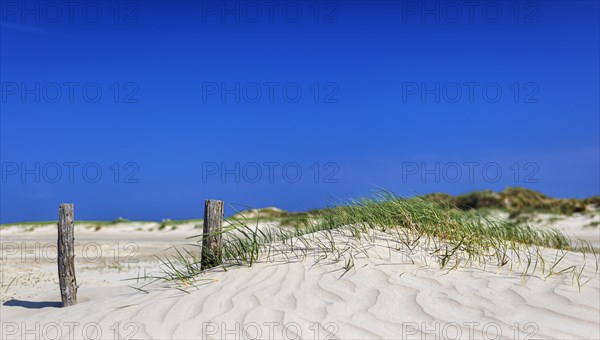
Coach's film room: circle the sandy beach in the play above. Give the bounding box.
[1,212,599,340]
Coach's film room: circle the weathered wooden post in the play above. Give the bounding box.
[58,204,77,307]
[201,199,224,270]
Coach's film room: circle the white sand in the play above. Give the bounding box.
[1,214,599,339]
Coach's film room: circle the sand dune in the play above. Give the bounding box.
[1,214,599,339]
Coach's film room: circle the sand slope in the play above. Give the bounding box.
[1,215,599,339]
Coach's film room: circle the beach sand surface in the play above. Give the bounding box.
[1,215,599,339]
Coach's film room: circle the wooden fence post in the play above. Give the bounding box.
[201,199,224,270]
[58,204,77,307]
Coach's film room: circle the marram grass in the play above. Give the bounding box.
[153,191,598,291]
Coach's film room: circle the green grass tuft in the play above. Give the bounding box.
[154,190,598,290]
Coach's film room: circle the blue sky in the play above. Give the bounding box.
[1,0,599,223]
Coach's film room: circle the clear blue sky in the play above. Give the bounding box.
[1,0,598,223]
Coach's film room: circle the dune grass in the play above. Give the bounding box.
[152,191,598,291]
